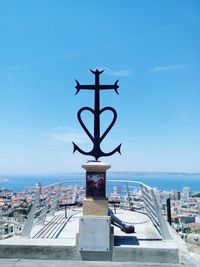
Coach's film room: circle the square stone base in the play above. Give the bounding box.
[83,198,108,216]
[79,216,111,251]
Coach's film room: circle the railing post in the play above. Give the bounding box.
[21,188,40,238]
[167,198,172,225]
[125,182,131,210]
[72,182,78,204]
[151,189,172,240]
[39,187,52,225]
[50,183,62,215]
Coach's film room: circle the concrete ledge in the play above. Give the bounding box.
[0,259,183,267]
[113,247,179,263]
[0,244,180,263]
[0,245,81,261]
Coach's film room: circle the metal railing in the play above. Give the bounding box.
[107,180,171,240]
[20,179,171,240]
[21,180,84,238]
[0,220,22,239]
[140,183,171,239]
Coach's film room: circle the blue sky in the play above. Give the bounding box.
[0,0,200,174]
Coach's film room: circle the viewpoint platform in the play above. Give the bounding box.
[0,180,199,267]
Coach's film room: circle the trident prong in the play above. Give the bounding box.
[90,69,104,75]
[75,80,80,95]
[114,80,119,95]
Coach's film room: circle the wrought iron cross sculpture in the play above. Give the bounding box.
[73,69,121,161]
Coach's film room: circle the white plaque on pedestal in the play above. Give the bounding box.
[79,216,110,251]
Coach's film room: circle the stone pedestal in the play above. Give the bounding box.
[82,161,111,216]
[79,216,111,251]
[83,198,108,216]
[78,161,112,252]
[82,161,111,173]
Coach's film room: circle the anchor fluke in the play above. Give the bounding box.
[72,142,92,156]
[72,142,78,153]
[116,143,122,154]
[101,144,121,158]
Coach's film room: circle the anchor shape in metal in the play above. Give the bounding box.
[73,69,121,161]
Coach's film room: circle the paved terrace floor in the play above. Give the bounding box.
[0,207,175,250]
[1,206,200,266]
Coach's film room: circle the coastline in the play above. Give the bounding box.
[1,172,200,193]
[0,178,8,183]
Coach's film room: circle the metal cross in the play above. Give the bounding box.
[73,69,121,160]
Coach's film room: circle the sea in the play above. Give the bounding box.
[0,172,200,193]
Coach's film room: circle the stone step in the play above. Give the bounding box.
[0,259,184,267]
[0,244,180,264]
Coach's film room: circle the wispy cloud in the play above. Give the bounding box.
[135,26,169,41]
[51,132,87,144]
[8,72,17,92]
[30,48,95,70]
[105,68,131,77]
[0,65,27,73]
[49,126,88,144]
[0,50,90,75]
[91,67,132,77]
[149,64,191,72]
[53,126,74,131]
[9,65,27,72]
